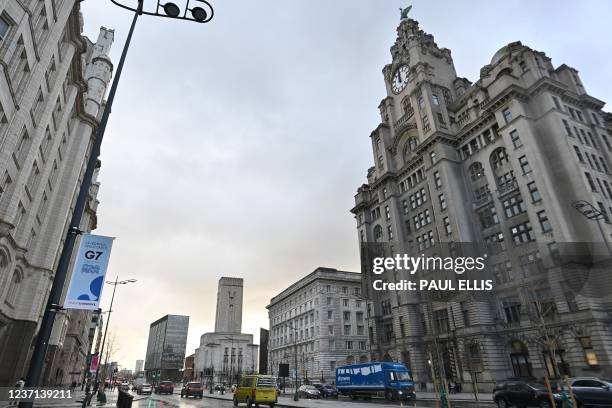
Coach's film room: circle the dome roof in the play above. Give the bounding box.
[490,45,509,65]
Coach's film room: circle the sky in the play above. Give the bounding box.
[78,0,612,371]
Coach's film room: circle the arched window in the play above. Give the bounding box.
[409,137,418,151]
[490,148,509,169]
[469,162,485,182]
[509,340,532,378]
[6,268,22,305]
[373,225,383,242]
[346,355,355,364]
[359,355,369,363]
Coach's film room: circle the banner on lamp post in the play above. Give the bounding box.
[90,354,100,374]
[64,234,115,310]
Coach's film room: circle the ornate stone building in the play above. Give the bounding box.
[351,16,612,391]
[267,267,369,384]
[0,0,113,385]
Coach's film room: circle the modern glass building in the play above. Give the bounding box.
[144,315,189,382]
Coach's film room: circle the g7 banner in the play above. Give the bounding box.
[64,234,115,310]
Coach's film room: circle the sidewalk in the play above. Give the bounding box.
[201,391,495,408]
[0,390,119,408]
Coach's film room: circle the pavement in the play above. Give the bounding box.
[0,389,118,408]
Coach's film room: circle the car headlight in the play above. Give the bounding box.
[398,391,403,395]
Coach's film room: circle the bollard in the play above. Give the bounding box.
[117,389,133,408]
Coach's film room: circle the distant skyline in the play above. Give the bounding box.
[78,0,612,370]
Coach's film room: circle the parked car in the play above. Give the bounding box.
[312,383,338,398]
[493,380,561,407]
[181,382,203,398]
[298,385,321,399]
[233,375,278,407]
[565,377,612,407]
[137,383,153,395]
[155,381,174,395]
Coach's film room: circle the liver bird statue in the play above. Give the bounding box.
[400,5,412,20]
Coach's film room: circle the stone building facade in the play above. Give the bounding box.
[0,0,113,386]
[267,267,369,384]
[194,278,259,386]
[351,17,612,392]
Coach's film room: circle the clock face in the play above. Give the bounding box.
[391,65,410,94]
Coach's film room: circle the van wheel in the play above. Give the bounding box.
[497,399,508,408]
[385,390,394,401]
[233,396,238,406]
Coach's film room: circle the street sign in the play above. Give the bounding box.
[64,234,115,310]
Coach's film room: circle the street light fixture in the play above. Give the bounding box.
[572,200,612,255]
[287,322,299,401]
[21,0,215,399]
[94,278,137,400]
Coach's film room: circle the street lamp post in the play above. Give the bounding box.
[572,200,612,255]
[94,277,137,400]
[21,0,215,400]
[287,322,299,401]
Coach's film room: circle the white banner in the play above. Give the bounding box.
[64,234,115,310]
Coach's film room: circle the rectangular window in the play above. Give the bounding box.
[432,94,439,105]
[510,130,522,148]
[579,337,599,366]
[434,171,442,188]
[510,221,535,244]
[503,195,527,218]
[422,114,430,131]
[478,205,499,228]
[585,172,597,192]
[503,299,521,323]
[574,146,584,163]
[327,310,333,319]
[537,210,552,232]
[385,205,391,220]
[387,225,393,240]
[552,96,561,110]
[527,182,541,202]
[342,299,349,307]
[343,311,350,321]
[402,200,409,215]
[439,193,447,210]
[344,325,351,335]
[443,216,452,235]
[562,119,572,137]
[503,108,512,123]
[430,151,437,164]
[0,13,11,40]
[519,155,531,174]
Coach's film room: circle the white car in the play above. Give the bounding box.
[137,383,152,395]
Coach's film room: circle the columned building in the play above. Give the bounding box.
[0,0,113,386]
[351,16,612,392]
[267,267,369,384]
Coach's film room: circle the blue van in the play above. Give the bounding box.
[336,362,416,400]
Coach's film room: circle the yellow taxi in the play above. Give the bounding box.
[233,375,278,407]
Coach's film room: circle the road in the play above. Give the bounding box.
[128,391,492,408]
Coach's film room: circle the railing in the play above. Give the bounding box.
[394,113,416,135]
[472,193,492,210]
[497,180,519,197]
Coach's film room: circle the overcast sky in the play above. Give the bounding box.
[78,0,612,371]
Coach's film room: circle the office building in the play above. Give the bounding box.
[267,267,369,384]
[351,14,612,391]
[144,314,189,382]
[0,0,113,385]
